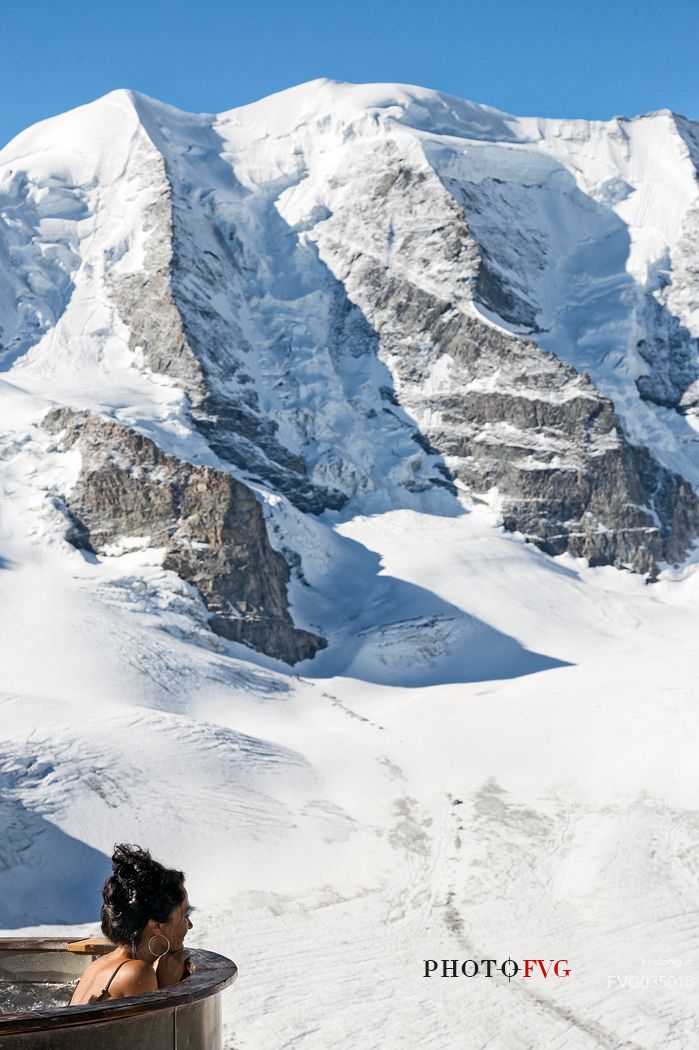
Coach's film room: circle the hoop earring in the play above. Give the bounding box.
[147,933,171,959]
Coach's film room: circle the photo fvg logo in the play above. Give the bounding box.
[424,958,571,980]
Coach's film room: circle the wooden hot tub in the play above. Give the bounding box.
[0,938,237,1049]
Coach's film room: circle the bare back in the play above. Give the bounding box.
[70,952,157,1005]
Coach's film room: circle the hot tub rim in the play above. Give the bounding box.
[0,938,237,1035]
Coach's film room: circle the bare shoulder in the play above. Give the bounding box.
[109,959,158,997]
[71,956,157,1006]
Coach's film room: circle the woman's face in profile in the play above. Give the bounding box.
[158,887,193,950]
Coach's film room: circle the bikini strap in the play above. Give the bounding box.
[98,959,131,1000]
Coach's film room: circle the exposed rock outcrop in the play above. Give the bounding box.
[636,115,699,418]
[104,137,206,403]
[311,154,699,574]
[43,408,326,664]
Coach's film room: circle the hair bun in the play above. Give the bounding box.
[112,844,153,878]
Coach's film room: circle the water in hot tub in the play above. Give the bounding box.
[0,982,76,1013]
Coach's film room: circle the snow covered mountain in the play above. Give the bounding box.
[1,78,699,664]
[2,81,699,1050]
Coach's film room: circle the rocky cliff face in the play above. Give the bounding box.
[43,408,326,664]
[105,137,206,403]
[633,116,699,417]
[308,150,699,573]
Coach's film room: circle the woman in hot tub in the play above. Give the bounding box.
[70,843,193,1004]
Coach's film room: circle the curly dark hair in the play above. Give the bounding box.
[101,843,185,951]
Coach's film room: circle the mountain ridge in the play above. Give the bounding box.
[1,79,698,660]
[4,79,697,160]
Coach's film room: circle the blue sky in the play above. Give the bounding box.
[2,0,697,146]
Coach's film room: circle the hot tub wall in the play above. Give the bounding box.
[0,996,221,1050]
[0,947,90,986]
